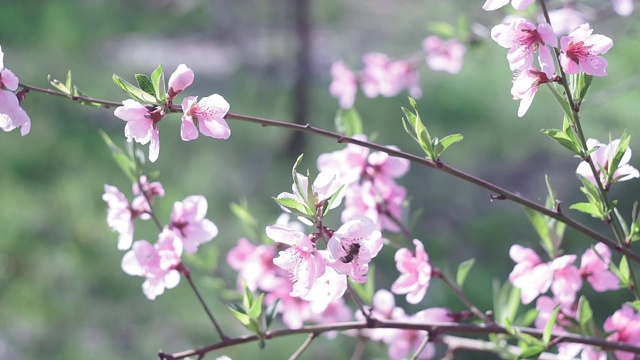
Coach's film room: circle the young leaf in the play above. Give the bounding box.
[434,133,463,158]
[517,344,545,360]
[48,74,70,94]
[248,293,264,320]
[99,130,136,182]
[273,196,312,217]
[569,202,604,219]
[265,298,281,330]
[323,184,345,216]
[112,73,158,104]
[608,131,631,184]
[456,258,475,288]
[542,305,560,345]
[577,295,593,328]
[135,74,155,96]
[335,107,363,136]
[619,256,630,286]
[540,128,580,154]
[151,64,166,102]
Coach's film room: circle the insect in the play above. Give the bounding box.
[339,242,361,263]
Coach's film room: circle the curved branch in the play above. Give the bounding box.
[157,319,640,360]
[17,83,640,263]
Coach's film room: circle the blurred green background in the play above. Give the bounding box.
[1,0,639,359]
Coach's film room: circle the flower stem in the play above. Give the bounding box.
[181,266,228,341]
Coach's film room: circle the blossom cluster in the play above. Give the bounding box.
[114,64,231,162]
[509,243,640,359]
[103,176,218,299]
[0,45,30,136]
[329,36,465,109]
[485,2,619,117]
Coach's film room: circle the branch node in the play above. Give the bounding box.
[489,194,506,201]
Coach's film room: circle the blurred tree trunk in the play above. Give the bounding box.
[286,0,311,156]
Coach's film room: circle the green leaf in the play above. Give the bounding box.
[135,74,155,96]
[609,131,631,183]
[228,306,251,327]
[151,64,166,102]
[572,72,593,107]
[570,202,603,218]
[517,309,540,328]
[230,202,258,228]
[335,108,363,136]
[248,293,264,319]
[517,344,545,360]
[542,305,560,345]
[434,133,463,158]
[524,208,552,255]
[291,154,306,202]
[619,256,630,286]
[401,98,434,159]
[99,130,136,182]
[323,184,345,216]
[628,300,640,312]
[456,258,475,288]
[428,21,456,38]
[112,73,158,104]
[577,296,593,326]
[273,197,312,218]
[48,74,70,94]
[265,298,281,330]
[243,285,254,311]
[540,128,580,155]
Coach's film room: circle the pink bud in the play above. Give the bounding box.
[167,64,194,98]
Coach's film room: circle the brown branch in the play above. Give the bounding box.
[157,319,640,360]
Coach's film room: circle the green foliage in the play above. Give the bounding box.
[335,107,363,136]
[227,284,270,348]
[456,258,475,288]
[401,97,463,161]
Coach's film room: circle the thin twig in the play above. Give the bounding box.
[409,332,430,360]
[157,319,640,360]
[288,332,318,360]
[434,268,490,323]
[182,269,229,341]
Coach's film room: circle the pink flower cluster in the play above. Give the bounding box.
[509,243,619,306]
[509,243,640,359]
[318,135,410,233]
[489,14,613,116]
[576,138,639,189]
[227,214,356,330]
[329,39,466,109]
[357,290,454,360]
[0,45,30,136]
[114,64,230,162]
[103,177,218,299]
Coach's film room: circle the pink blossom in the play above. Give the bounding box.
[278,170,344,216]
[358,289,406,342]
[511,66,551,117]
[386,308,453,360]
[508,245,553,304]
[103,184,148,250]
[180,94,230,141]
[580,243,620,292]
[302,266,348,314]
[612,0,634,16]
[114,99,164,162]
[603,304,640,360]
[544,8,587,36]
[360,53,421,99]
[226,238,280,292]
[169,195,218,253]
[0,46,19,91]
[559,24,613,76]
[391,239,432,304]
[267,225,326,297]
[341,180,407,233]
[422,36,466,74]
[482,0,535,11]
[317,134,370,185]
[550,255,582,305]
[130,175,164,220]
[0,89,31,136]
[0,46,30,136]
[121,228,183,300]
[366,148,410,181]
[329,61,357,109]
[167,64,194,98]
[491,18,558,77]
[326,216,383,282]
[576,138,639,188]
[264,278,312,328]
[534,296,576,331]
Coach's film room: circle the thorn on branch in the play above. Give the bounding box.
[553,199,562,214]
[435,158,444,169]
[489,194,506,201]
